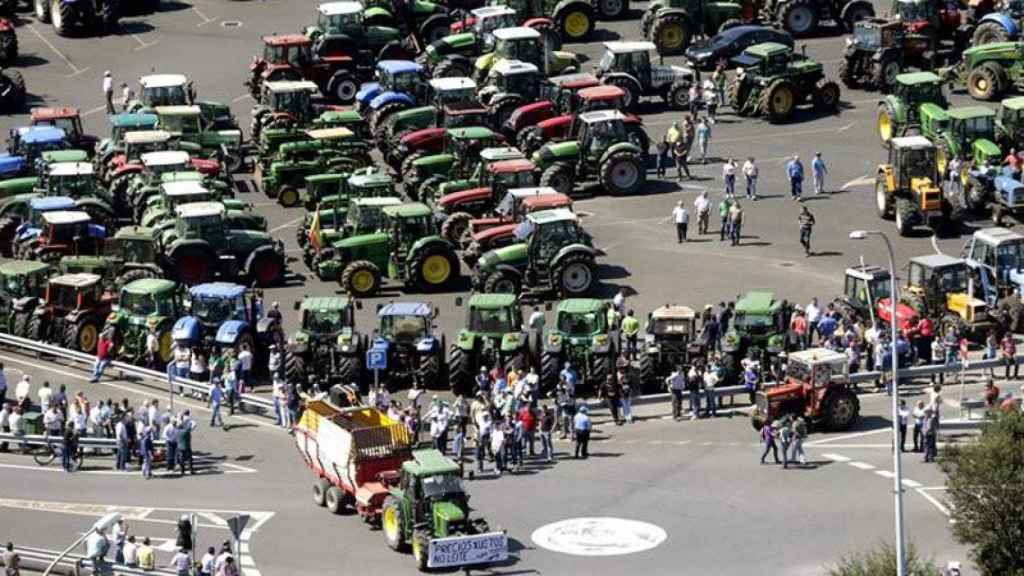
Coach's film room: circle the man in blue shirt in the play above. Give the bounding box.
[573,406,591,459]
[786,155,804,200]
[812,152,828,195]
[560,363,578,397]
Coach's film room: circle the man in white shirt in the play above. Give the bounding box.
[43,407,62,435]
[145,327,160,369]
[425,398,451,453]
[102,71,114,114]
[37,381,53,412]
[722,158,737,197]
[199,546,216,576]
[612,290,625,315]
[671,200,689,243]
[694,191,710,234]
[805,298,821,346]
[237,348,253,393]
[169,548,191,576]
[14,375,30,405]
[122,536,139,567]
[743,157,759,200]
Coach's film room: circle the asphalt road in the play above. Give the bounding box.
[0,0,1004,573]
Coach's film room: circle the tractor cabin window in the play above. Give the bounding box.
[470,308,514,333]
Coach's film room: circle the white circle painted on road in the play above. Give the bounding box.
[531,517,667,557]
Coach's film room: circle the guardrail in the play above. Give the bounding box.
[5,544,177,576]
[0,333,274,415]
[0,432,166,449]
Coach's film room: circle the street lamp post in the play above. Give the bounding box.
[42,512,121,576]
[850,230,906,576]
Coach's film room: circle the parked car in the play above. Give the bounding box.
[684,25,793,71]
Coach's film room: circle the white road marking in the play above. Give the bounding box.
[901,479,922,488]
[532,518,667,557]
[673,440,691,445]
[916,487,951,516]
[26,24,86,75]
[81,105,109,118]
[233,93,252,103]
[192,5,217,26]
[875,469,895,479]
[270,216,303,233]
[931,233,943,255]
[848,461,876,470]
[805,427,891,446]
[198,512,228,526]
[842,174,874,190]
[821,453,850,462]
[806,443,893,449]
[0,461,255,476]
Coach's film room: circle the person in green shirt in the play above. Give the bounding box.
[621,310,641,360]
[719,196,732,242]
[606,305,621,332]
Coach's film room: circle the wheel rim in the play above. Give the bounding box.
[878,111,891,141]
[884,63,899,85]
[421,254,451,285]
[610,160,640,190]
[602,0,622,16]
[492,276,516,293]
[561,261,592,293]
[79,323,97,351]
[658,23,685,50]
[158,331,173,363]
[974,76,988,94]
[255,256,281,285]
[336,81,357,101]
[564,11,590,38]
[351,269,376,293]
[876,183,887,214]
[772,88,793,112]
[550,173,571,194]
[280,188,299,207]
[832,397,853,425]
[788,7,812,33]
[383,507,399,541]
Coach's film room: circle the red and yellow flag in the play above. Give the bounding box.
[309,209,322,252]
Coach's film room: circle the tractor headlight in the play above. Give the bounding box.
[337,333,353,352]
[592,334,610,353]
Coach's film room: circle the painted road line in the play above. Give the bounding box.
[269,216,303,233]
[198,512,228,527]
[806,443,893,449]
[232,93,252,103]
[875,470,895,479]
[916,488,951,516]
[805,427,890,446]
[902,479,922,488]
[0,461,255,476]
[821,453,850,463]
[25,24,87,75]
[81,105,109,118]
[848,461,876,470]
[673,440,691,445]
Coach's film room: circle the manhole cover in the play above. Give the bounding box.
[531,518,667,557]
[221,20,242,27]
[779,261,795,267]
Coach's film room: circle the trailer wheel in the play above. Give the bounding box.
[313,478,330,507]
[325,486,348,514]
[382,496,407,550]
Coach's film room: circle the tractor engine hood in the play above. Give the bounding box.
[438,186,491,209]
[506,100,553,132]
[501,332,523,353]
[651,64,695,83]
[432,500,465,524]
[0,154,25,177]
[356,82,382,106]
[471,222,516,243]
[191,157,221,176]
[400,126,445,148]
[172,316,201,342]
[536,115,572,132]
[477,242,527,271]
[875,297,919,332]
[216,320,249,346]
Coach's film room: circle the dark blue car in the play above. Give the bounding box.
[685,25,793,71]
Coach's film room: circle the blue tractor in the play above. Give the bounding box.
[9,197,107,258]
[370,301,446,389]
[355,60,431,136]
[33,0,119,37]
[172,282,283,361]
[4,126,67,177]
[972,0,1024,44]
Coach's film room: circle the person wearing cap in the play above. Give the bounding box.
[267,301,283,323]
[671,200,689,243]
[573,405,591,459]
[102,71,115,114]
[811,151,828,195]
[786,155,804,200]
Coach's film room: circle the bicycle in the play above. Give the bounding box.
[31,434,84,471]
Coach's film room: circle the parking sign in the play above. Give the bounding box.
[367,349,387,370]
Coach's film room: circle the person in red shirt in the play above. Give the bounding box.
[89,333,114,383]
[790,310,808,350]
[1002,333,1018,380]
[984,379,1001,408]
[517,404,537,456]
[1006,148,1021,174]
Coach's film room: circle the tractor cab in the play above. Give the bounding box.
[946,107,1000,165]
[116,278,183,320]
[377,301,433,343]
[553,297,608,340]
[359,60,430,112]
[348,169,395,197]
[888,136,939,189]
[470,6,518,49]
[850,18,890,51]
[7,126,67,167]
[464,293,521,335]
[260,81,319,121]
[30,107,87,146]
[597,41,656,79]
[428,77,479,108]
[396,448,469,519]
[158,180,219,212]
[45,273,106,311]
[997,96,1024,144]
[894,71,947,109]
[36,211,105,258]
[482,60,542,102]
[106,226,160,265]
[262,34,314,67]
[183,281,251,327]
[344,196,403,235]
[491,27,545,67]
[731,291,787,342]
[174,201,228,243]
[783,348,850,389]
[384,202,437,253]
[102,114,160,156]
[962,226,1024,295]
[137,74,194,110]
[310,1,366,39]
[904,253,990,331]
[733,42,797,77]
[840,264,892,319]
[43,162,96,197]
[646,305,697,347]
[141,150,192,182]
[575,109,629,159]
[0,261,51,301]
[478,159,536,195]
[154,105,208,138]
[295,296,357,342]
[122,131,175,163]
[518,208,590,263]
[494,187,562,219]
[537,72,600,113]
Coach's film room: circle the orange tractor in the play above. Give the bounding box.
[750,347,860,431]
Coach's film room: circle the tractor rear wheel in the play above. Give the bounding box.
[65,317,99,354]
[603,76,640,110]
[313,478,330,507]
[540,162,574,196]
[285,351,307,390]
[26,314,46,344]
[517,126,544,155]
[0,30,17,63]
[337,354,360,388]
[967,62,1006,101]
[51,0,72,36]
[412,245,459,292]
[448,344,472,395]
[441,212,472,245]
[416,354,441,388]
[637,352,655,393]
[779,0,817,36]
[555,252,597,296]
[116,267,158,289]
[600,150,645,196]
[822,389,859,431]
[278,185,300,208]
[532,21,562,51]
[650,14,689,56]
[0,217,18,255]
[483,269,520,294]
[417,175,447,205]
[0,69,25,112]
[376,41,412,62]
[419,14,450,44]
[34,0,50,22]
[432,58,472,79]
[328,71,359,104]
[170,245,216,285]
[871,58,901,93]
[491,95,524,130]
[12,312,30,338]
[341,260,382,298]
[843,3,873,30]
[540,350,561,392]
[667,83,690,111]
[972,21,1011,45]
[726,78,749,116]
[875,177,894,219]
[760,79,797,123]
[381,496,407,551]
[249,250,285,287]
[555,4,594,42]
[812,80,840,112]
[876,103,896,147]
[591,353,612,390]
[895,197,915,236]
[596,0,626,20]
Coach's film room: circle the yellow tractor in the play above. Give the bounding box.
[902,253,994,339]
[875,135,949,236]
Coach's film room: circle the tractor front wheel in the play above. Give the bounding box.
[600,150,645,196]
[382,497,407,551]
[540,350,561,392]
[637,352,656,393]
[555,4,594,42]
[596,0,626,20]
[650,14,689,56]
[441,212,472,245]
[871,58,901,93]
[555,252,597,296]
[34,0,50,22]
[412,246,459,292]
[483,269,520,294]
[51,0,72,36]
[412,530,430,572]
[285,351,308,390]
[822,389,859,431]
[341,260,382,298]
[812,80,840,113]
[667,83,690,111]
[604,76,640,110]
[447,344,472,395]
[278,186,300,208]
[972,21,1011,45]
[337,354,360,388]
[116,267,158,290]
[895,197,915,236]
[875,177,893,219]
[760,79,797,122]
[779,0,817,36]
[328,72,359,104]
[517,125,544,155]
[416,354,441,389]
[313,478,330,507]
[876,103,896,146]
[967,62,1006,101]
[432,58,472,79]
[417,174,447,205]
[540,162,574,196]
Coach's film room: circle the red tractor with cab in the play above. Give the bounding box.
[30,107,98,157]
[750,347,861,432]
[461,186,573,267]
[512,84,642,155]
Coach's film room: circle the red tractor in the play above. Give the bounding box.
[461,186,573,267]
[30,107,98,157]
[501,72,600,139]
[512,84,643,155]
[0,18,16,64]
[750,348,861,432]
[435,158,538,243]
[892,0,964,48]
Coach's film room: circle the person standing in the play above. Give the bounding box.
[237,347,253,395]
[601,375,622,425]
[673,135,691,180]
[722,158,737,197]
[89,334,113,383]
[729,201,743,246]
[703,361,719,418]
[791,417,807,466]
[947,155,963,206]
[798,205,815,256]
[718,195,732,241]
[163,418,179,472]
[123,536,139,568]
[655,138,669,177]
[208,380,225,429]
[671,200,689,243]
[898,399,910,452]
[490,417,506,475]
[912,400,926,452]
[778,417,793,469]
[200,547,217,576]
[695,191,710,235]
[666,366,685,420]
[743,157,759,200]
[787,155,804,200]
[696,117,711,164]
[539,405,554,462]
[811,152,828,195]
[102,71,115,115]
[0,363,7,407]
[177,414,195,475]
[120,82,133,113]
[687,363,702,419]
[170,548,191,576]
[760,419,780,464]
[145,326,161,370]
[573,406,591,459]
[1002,332,1018,379]
[688,84,701,118]
[621,310,640,359]
[3,542,20,576]
[805,298,821,346]
[922,408,938,463]
[111,519,127,565]
[61,425,78,473]
[660,122,679,178]
[136,538,155,570]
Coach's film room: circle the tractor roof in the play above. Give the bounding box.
[318,1,361,15]
[402,448,459,476]
[110,113,159,128]
[491,59,539,76]
[788,347,847,365]
[508,186,558,199]
[175,201,225,218]
[946,106,995,120]
[114,225,157,240]
[142,150,190,166]
[492,26,540,40]
[48,162,93,177]
[735,291,778,314]
[305,127,354,140]
[428,77,477,92]
[353,196,403,207]
[0,260,50,276]
[300,295,352,311]
[549,72,600,89]
[162,171,203,183]
[489,158,535,173]
[890,135,933,150]
[383,202,432,218]
[162,180,209,197]
[1001,96,1024,111]
[124,130,173,145]
[42,149,88,163]
[155,105,201,116]
[910,253,964,270]
[447,126,497,140]
[263,34,312,46]
[17,126,65,144]
[123,278,177,295]
[472,5,516,17]
[974,226,1024,246]
[30,196,76,211]
[42,211,90,225]
[603,41,655,54]
[348,171,392,188]
[527,208,576,224]
[50,272,101,288]
[378,302,432,317]
[845,264,890,281]
[139,74,187,88]
[479,147,523,162]
[376,60,423,75]
[556,298,605,314]
[743,42,792,59]
[895,71,942,85]
[578,109,627,124]
[578,85,625,101]
[264,80,319,93]
[521,192,571,209]
[189,282,246,300]
[31,107,79,122]
[650,305,695,320]
[468,293,517,310]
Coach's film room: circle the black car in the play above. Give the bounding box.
[685,26,793,71]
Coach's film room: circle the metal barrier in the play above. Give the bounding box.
[7,545,177,576]
[0,333,275,414]
[0,432,166,449]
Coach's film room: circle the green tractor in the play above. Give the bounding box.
[310,196,403,278]
[250,80,321,146]
[424,6,549,77]
[377,77,483,150]
[0,260,51,336]
[538,298,615,393]
[328,202,462,297]
[473,26,580,82]
[59,225,166,290]
[285,296,365,388]
[640,0,756,56]
[473,208,599,297]
[103,278,183,366]
[403,126,507,200]
[381,448,504,572]
[876,71,947,146]
[138,180,261,233]
[94,113,159,182]
[307,0,449,47]
[260,127,373,207]
[448,293,530,394]
[298,168,396,250]
[531,110,647,196]
[722,291,789,373]
[154,105,245,173]
[727,42,841,122]
[997,95,1024,146]
[945,41,1024,101]
[918,105,1002,177]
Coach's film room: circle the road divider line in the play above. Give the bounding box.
[232,93,252,103]
[901,479,922,488]
[915,487,951,516]
[81,105,109,118]
[805,427,891,446]
[821,453,850,462]
[270,216,303,233]
[26,24,86,75]
[875,469,895,479]
[848,461,876,470]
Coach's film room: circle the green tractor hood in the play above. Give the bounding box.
[432,500,465,537]
[532,141,578,170]
[334,231,390,250]
[973,138,1002,165]
[389,105,437,133]
[0,176,39,199]
[478,242,527,272]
